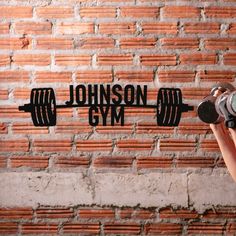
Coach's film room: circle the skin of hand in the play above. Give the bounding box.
[210,123,236,182]
[229,128,236,146]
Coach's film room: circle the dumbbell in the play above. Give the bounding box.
[197,82,236,128]
[18,87,193,127]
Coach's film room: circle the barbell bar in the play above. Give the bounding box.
[18,87,194,127]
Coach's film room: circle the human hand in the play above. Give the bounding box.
[210,122,227,135]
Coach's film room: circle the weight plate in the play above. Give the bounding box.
[30,88,56,126]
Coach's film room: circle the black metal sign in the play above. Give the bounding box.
[18,84,193,127]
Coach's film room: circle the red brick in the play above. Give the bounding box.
[116,70,153,82]
[0,139,29,152]
[54,157,90,168]
[96,124,133,134]
[76,70,112,83]
[125,107,156,117]
[79,209,115,218]
[160,139,196,152]
[120,6,159,17]
[120,38,156,49]
[176,157,215,168]
[200,139,220,152]
[57,108,74,117]
[137,157,173,169]
[187,222,224,234]
[36,7,73,18]
[94,156,133,168]
[63,223,100,234]
[199,70,235,82]
[13,88,30,99]
[136,123,174,134]
[145,223,182,235]
[134,209,156,219]
[33,140,72,152]
[0,55,10,67]
[104,223,141,234]
[140,54,177,66]
[205,7,236,18]
[35,71,72,83]
[0,90,8,100]
[0,23,10,34]
[116,139,154,151]
[0,6,32,18]
[159,207,198,219]
[0,123,7,134]
[13,54,51,66]
[144,88,159,99]
[160,38,199,49]
[77,37,114,49]
[216,158,226,168]
[36,208,73,218]
[0,156,7,168]
[10,156,49,168]
[162,6,200,18]
[97,54,133,65]
[80,7,116,18]
[204,38,236,50]
[180,53,217,65]
[227,222,236,234]
[122,208,155,220]
[55,121,92,134]
[182,109,197,119]
[99,22,136,34]
[184,22,220,34]
[142,22,177,34]
[203,207,236,218]
[56,22,94,34]
[0,222,18,234]
[228,23,236,34]
[36,38,73,49]
[178,122,211,134]
[76,139,113,152]
[0,208,33,219]
[119,208,133,219]
[12,123,48,134]
[14,22,52,35]
[158,70,195,83]
[53,88,71,101]
[22,224,58,234]
[0,106,30,118]
[182,87,209,100]
[55,54,91,66]
[224,53,236,65]
[0,71,29,83]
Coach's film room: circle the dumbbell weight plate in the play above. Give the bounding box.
[197,95,221,124]
[226,91,236,116]
[175,89,183,126]
[157,88,183,126]
[210,82,235,95]
[31,88,56,126]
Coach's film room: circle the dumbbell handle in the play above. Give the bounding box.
[19,104,31,112]
[19,103,194,111]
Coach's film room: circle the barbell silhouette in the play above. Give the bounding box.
[18,87,194,127]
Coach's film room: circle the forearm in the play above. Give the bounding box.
[210,124,236,182]
[229,128,236,146]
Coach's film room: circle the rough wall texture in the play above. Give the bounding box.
[0,0,236,235]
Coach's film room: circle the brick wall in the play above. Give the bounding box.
[0,0,236,235]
